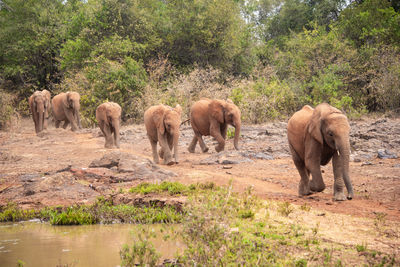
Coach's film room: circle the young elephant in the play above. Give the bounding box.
[188,98,241,153]
[28,91,49,134]
[287,103,354,201]
[144,104,182,165]
[96,102,121,148]
[52,92,82,131]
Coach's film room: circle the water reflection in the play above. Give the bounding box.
[0,221,182,267]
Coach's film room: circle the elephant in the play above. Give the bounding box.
[41,89,51,129]
[287,103,354,201]
[96,102,121,149]
[188,98,241,153]
[144,104,182,165]
[51,92,82,131]
[28,91,49,134]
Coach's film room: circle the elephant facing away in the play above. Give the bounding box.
[188,98,241,153]
[51,92,82,131]
[28,91,49,134]
[287,103,354,201]
[144,104,182,165]
[96,102,121,149]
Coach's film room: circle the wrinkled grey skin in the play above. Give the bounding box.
[287,103,354,201]
[52,92,82,131]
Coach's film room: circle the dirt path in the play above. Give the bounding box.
[1,118,400,222]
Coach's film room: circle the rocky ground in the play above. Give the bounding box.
[1,116,400,255]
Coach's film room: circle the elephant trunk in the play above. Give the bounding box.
[173,130,179,163]
[36,102,44,133]
[233,120,241,150]
[74,103,82,129]
[337,139,354,200]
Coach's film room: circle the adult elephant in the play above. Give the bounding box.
[41,89,51,129]
[96,102,121,149]
[28,91,48,134]
[51,92,82,131]
[188,98,241,153]
[144,104,182,165]
[287,103,354,201]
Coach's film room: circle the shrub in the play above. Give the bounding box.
[0,90,16,130]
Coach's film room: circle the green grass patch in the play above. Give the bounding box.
[129,181,190,195]
[0,198,183,225]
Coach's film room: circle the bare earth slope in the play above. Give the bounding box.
[1,117,400,256]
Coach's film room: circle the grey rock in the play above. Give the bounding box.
[377,149,398,159]
[200,151,253,165]
[89,151,121,168]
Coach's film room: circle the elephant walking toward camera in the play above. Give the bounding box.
[287,103,354,201]
[96,102,121,148]
[28,91,49,134]
[188,98,241,153]
[51,92,82,131]
[144,104,182,165]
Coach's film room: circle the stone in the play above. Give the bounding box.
[377,149,398,159]
[200,151,253,165]
[89,151,121,168]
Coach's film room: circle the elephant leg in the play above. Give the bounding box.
[149,137,159,164]
[103,124,114,149]
[307,163,326,192]
[210,121,225,152]
[188,136,198,153]
[221,124,228,140]
[64,108,78,131]
[332,152,346,201]
[113,129,120,148]
[196,134,209,153]
[290,144,311,196]
[63,120,70,129]
[305,141,326,192]
[157,132,174,165]
[55,120,61,128]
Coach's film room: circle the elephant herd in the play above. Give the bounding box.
[28,90,354,201]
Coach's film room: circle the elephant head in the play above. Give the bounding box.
[209,99,241,150]
[308,103,354,199]
[63,91,82,130]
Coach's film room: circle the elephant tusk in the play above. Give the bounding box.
[337,150,341,157]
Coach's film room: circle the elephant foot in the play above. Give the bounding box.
[310,180,325,192]
[201,147,209,153]
[188,147,195,153]
[164,159,175,165]
[333,192,347,201]
[159,149,164,159]
[298,182,311,196]
[215,145,224,153]
[153,157,160,164]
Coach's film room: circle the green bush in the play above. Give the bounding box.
[0,90,16,130]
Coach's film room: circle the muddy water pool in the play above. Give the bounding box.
[0,221,182,267]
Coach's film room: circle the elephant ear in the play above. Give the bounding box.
[209,100,224,124]
[174,104,182,116]
[154,108,166,135]
[307,108,324,144]
[62,92,71,108]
